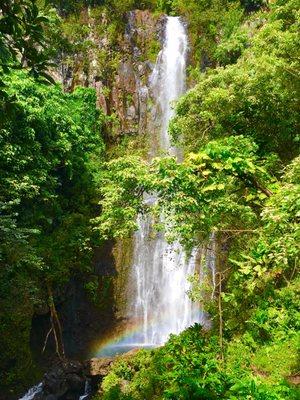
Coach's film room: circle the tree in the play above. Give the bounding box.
[170,0,300,161]
[97,136,274,246]
[0,0,53,79]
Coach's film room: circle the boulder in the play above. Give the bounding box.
[42,360,86,399]
[85,357,114,377]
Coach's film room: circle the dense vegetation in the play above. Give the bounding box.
[0,0,299,398]
[0,1,106,392]
[0,72,105,391]
[96,0,300,399]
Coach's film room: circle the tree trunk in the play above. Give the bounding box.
[217,272,224,363]
[46,281,65,360]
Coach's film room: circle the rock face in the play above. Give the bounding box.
[108,10,165,136]
[30,272,116,363]
[55,9,165,138]
[85,357,113,377]
[32,358,114,400]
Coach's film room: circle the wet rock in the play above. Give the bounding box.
[45,395,57,400]
[44,367,68,396]
[41,360,86,399]
[121,348,140,358]
[85,357,114,377]
[66,374,85,391]
[25,349,143,400]
[26,358,116,400]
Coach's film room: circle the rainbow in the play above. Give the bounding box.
[90,307,203,358]
[90,317,157,358]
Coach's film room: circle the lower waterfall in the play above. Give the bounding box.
[97,16,211,357]
[128,215,201,345]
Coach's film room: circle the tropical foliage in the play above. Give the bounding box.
[0,0,299,398]
[0,71,104,392]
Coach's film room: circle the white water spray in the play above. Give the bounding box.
[150,16,188,152]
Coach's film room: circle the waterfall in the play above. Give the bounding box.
[79,380,92,400]
[128,17,202,346]
[97,16,208,357]
[150,16,188,153]
[127,17,201,345]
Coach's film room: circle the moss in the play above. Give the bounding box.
[252,336,299,384]
[145,38,161,63]
[135,32,161,64]
[112,238,134,319]
[108,133,150,160]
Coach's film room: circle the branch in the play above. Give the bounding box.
[251,177,273,197]
[46,281,65,360]
[217,229,258,233]
[42,327,53,354]
[217,272,224,363]
[241,173,273,197]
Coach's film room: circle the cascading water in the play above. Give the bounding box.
[19,383,43,400]
[129,17,202,346]
[130,218,201,345]
[150,16,188,154]
[98,17,207,357]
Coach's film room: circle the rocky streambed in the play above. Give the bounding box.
[21,357,117,400]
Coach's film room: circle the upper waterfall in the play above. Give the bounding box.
[151,16,188,152]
